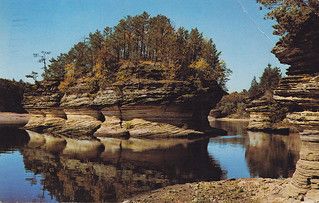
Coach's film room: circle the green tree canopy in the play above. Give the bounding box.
[248,64,282,99]
[258,0,319,37]
[42,12,231,91]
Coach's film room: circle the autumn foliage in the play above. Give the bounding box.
[42,12,231,93]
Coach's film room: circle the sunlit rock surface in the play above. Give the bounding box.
[57,109,103,137]
[23,80,66,132]
[95,117,204,139]
[245,13,319,200]
[247,94,289,134]
[23,64,226,139]
[247,97,275,130]
[270,14,319,201]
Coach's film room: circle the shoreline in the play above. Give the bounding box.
[208,116,250,122]
[0,112,29,126]
[127,178,293,203]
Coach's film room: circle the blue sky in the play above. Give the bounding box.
[0,0,286,92]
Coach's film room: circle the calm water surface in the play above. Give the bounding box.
[0,121,300,202]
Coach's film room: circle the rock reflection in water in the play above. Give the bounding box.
[21,131,224,202]
[0,127,29,152]
[246,131,301,178]
[209,120,301,179]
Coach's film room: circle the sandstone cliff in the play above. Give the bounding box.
[273,16,319,200]
[23,64,226,140]
[247,14,319,201]
[247,92,290,134]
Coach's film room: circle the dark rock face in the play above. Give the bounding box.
[273,14,319,76]
[23,65,225,139]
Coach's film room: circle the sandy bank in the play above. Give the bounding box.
[209,116,250,122]
[0,112,29,126]
[127,178,299,203]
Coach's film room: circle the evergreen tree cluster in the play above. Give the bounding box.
[258,0,318,41]
[248,64,282,99]
[43,12,231,92]
[213,64,282,118]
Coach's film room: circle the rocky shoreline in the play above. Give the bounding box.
[127,178,296,203]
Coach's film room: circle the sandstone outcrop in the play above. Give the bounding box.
[247,96,276,130]
[246,13,319,200]
[23,80,66,132]
[270,14,319,201]
[247,94,290,134]
[23,64,226,140]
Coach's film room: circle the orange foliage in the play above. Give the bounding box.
[58,63,75,92]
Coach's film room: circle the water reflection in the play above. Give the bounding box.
[0,128,224,202]
[0,127,29,152]
[209,120,301,179]
[246,131,300,178]
[0,122,301,202]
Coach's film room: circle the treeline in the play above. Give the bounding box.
[212,64,282,118]
[42,12,231,92]
[0,79,27,113]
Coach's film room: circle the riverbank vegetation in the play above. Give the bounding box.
[211,64,282,118]
[0,79,27,113]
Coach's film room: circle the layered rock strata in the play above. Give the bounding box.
[247,97,276,130]
[246,13,319,200]
[270,14,319,200]
[247,95,290,134]
[23,64,226,139]
[23,80,66,133]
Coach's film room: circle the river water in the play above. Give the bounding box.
[0,120,300,202]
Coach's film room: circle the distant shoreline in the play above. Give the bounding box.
[0,112,29,126]
[208,116,250,122]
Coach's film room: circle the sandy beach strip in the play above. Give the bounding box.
[0,112,29,126]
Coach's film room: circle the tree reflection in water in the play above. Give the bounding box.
[0,123,302,202]
[20,131,224,202]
